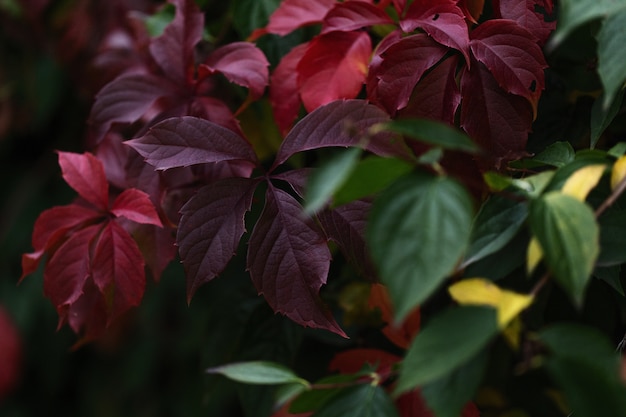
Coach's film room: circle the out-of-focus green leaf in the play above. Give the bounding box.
[381,119,480,153]
[529,192,600,306]
[231,0,280,38]
[608,142,626,158]
[532,142,576,167]
[597,9,626,109]
[289,373,368,413]
[598,210,626,266]
[206,361,309,386]
[395,306,497,394]
[591,90,625,148]
[368,172,474,321]
[312,384,399,417]
[593,265,624,295]
[144,3,175,37]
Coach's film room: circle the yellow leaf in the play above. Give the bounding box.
[526,237,543,275]
[561,164,606,201]
[611,155,626,190]
[502,316,523,351]
[448,278,534,329]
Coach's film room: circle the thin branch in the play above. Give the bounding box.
[595,174,626,218]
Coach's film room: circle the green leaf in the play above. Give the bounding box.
[463,196,528,267]
[304,148,362,214]
[275,383,310,409]
[532,141,576,167]
[289,374,365,413]
[421,349,488,417]
[545,157,610,193]
[540,324,626,417]
[608,142,626,158]
[548,0,626,49]
[395,306,498,394]
[232,0,280,38]
[311,384,399,417]
[144,3,175,37]
[598,210,626,266]
[206,361,310,386]
[381,119,480,153]
[332,156,413,207]
[529,192,600,306]
[593,265,624,295]
[591,90,625,148]
[597,9,626,109]
[368,172,474,321]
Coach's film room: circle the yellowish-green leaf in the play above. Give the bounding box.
[611,155,626,190]
[561,164,606,201]
[502,316,523,351]
[448,278,534,328]
[527,237,543,275]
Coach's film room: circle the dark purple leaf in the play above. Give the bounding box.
[126,116,258,170]
[494,0,555,45]
[178,177,258,300]
[149,0,204,84]
[189,96,243,135]
[271,168,314,197]
[273,100,407,169]
[131,223,177,283]
[317,200,378,281]
[247,185,345,337]
[321,2,394,33]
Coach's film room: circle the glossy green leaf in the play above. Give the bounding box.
[304,148,362,214]
[532,141,576,167]
[591,90,625,148]
[381,119,480,153]
[368,172,474,321]
[548,0,626,49]
[463,196,528,267]
[206,361,309,386]
[598,210,626,266]
[332,156,413,207]
[421,349,488,417]
[597,9,626,109]
[312,384,399,417]
[529,192,600,306]
[395,306,497,394]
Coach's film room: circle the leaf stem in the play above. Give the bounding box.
[530,270,551,297]
[595,175,626,218]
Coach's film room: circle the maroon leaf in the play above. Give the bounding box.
[494,0,555,45]
[189,96,243,135]
[271,168,314,197]
[199,42,270,101]
[273,100,406,169]
[269,43,308,135]
[460,60,533,168]
[0,307,21,400]
[91,221,146,322]
[399,55,461,125]
[400,0,470,63]
[321,1,394,33]
[44,225,101,310]
[89,73,178,142]
[127,116,258,170]
[149,0,204,84]
[260,0,336,37]
[110,188,163,226]
[469,19,547,116]
[58,151,110,210]
[367,33,449,115]
[132,224,177,282]
[61,279,108,342]
[247,185,345,337]
[317,200,378,281]
[178,177,258,300]
[297,31,372,112]
[457,0,485,23]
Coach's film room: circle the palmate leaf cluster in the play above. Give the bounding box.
[4,0,626,415]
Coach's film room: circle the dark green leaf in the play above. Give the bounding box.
[593,265,624,296]
[232,0,280,38]
[463,196,528,266]
[464,231,528,281]
[312,384,399,417]
[421,349,488,417]
[529,192,600,306]
[608,142,626,158]
[395,306,497,394]
[368,172,474,321]
[597,9,626,109]
[304,148,362,214]
[532,141,576,167]
[598,210,626,266]
[290,373,369,413]
[591,90,625,148]
[207,361,309,386]
[381,119,480,153]
[333,156,413,207]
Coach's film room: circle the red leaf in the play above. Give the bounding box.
[457,0,485,23]
[61,279,108,342]
[494,0,555,45]
[329,348,401,374]
[321,1,394,33]
[132,224,177,282]
[127,116,258,170]
[400,0,470,63]
[368,284,421,349]
[44,225,101,310]
[110,189,163,226]
[399,55,461,125]
[317,200,378,281]
[460,61,533,168]
[58,152,109,210]
[261,0,336,37]
[297,31,372,113]
[469,19,547,116]
[177,178,258,300]
[149,0,204,84]
[367,34,449,114]
[200,42,270,101]
[273,100,406,169]
[0,307,22,400]
[91,221,146,322]
[89,73,178,142]
[269,43,308,135]
[247,185,345,337]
